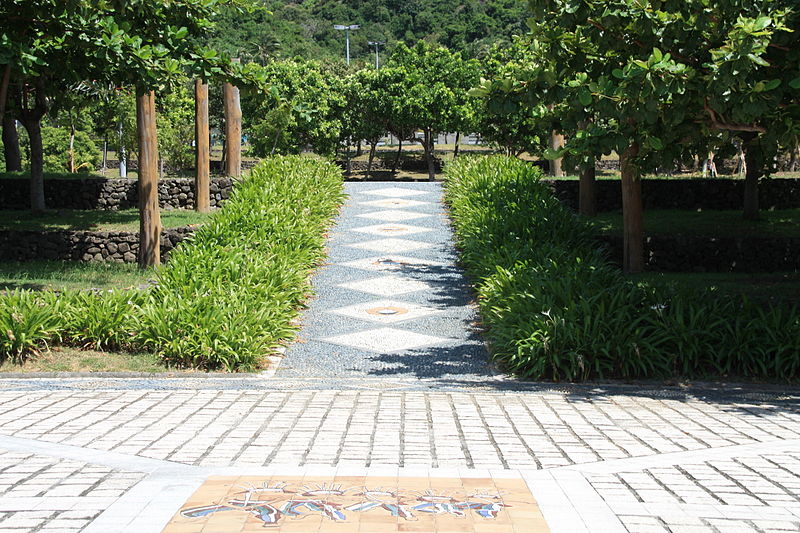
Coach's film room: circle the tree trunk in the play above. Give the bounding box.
[579,162,596,217]
[392,138,403,172]
[356,140,362,157]
[423,128,435,181]
[367,141,377,176]
[2,112,22,172]
[549,131,564,177]
[0,64,10,124]
[790,145,799,173]
[136,90,161,268]
[194,80,210,213]
[68,122,76,173]
[620,141,644,273]
[102,136,108,174]
[24,119,45,211]
[223,81,241,178]
[454,131,461,158]
[743,141,761,221]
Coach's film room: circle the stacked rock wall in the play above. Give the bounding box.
[0,178,234,210]
[0,227,194,263]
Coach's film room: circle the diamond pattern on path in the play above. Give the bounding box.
[355,209,431,222]
[339,255,446,272]
[362,187,430,198]
[347,238,434,254]
[352,223,433,237]
[329,299,442,324]
[323,327,452,353]
[339,275,430,296]
[359,198,430,209]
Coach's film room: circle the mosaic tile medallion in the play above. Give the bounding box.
[362,186,430,197]
[352,223,433,237]
[338,255,446,273]
[347,238,435,254]
[163,475,548,532]
[359,198,431,209]
[355,210,431,222]
[329,299,442,324]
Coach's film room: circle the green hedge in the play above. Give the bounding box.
[0,155,344,371]
[444,155,800,381]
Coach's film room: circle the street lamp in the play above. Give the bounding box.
[368,41,385,70]
[333,24,360,65]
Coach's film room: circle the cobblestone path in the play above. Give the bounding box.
[0,382,795,532]
[0,183,798,532]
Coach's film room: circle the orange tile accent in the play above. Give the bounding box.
[162,475,549,532]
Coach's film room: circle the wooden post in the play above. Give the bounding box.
[195,80,210,213]
[136,89,161,268]
[223,75,241,178]
[620,141,644,273]
[550,131,564,177]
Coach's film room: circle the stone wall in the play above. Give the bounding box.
[0,178,234,211]
[0,227,194,263]
[546,178,800,212]
[599,235,800,273]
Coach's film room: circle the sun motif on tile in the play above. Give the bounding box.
[163,475,550,532]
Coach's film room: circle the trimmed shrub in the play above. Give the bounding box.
[444,155,800,381]
[135,155,344,370]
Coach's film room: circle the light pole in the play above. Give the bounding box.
[333,24,360,65]
[368,41,385,69]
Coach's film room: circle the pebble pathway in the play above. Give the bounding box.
[276,181,497,383]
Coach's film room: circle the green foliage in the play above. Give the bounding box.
[61,290,144,351]
[247,61,346,157]
[0,157,343,370]
[210,0,528,62]
[445,156,800,381]
[39,126,100,173]
[471,38,549,156]
[135,155,344,370]
[156,83,196,171]
[0,291,64,364]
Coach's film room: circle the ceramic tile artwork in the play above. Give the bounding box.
[163,475,548,532]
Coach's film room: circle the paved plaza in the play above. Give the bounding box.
[0,183,797,532]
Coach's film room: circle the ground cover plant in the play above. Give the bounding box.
[0,156,344,370]
[444,155,800,381]
[0,261,152,292]
[0,209,209,232]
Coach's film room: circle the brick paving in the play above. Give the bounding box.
[0,184,797,532]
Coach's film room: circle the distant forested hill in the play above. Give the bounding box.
[211,0,528,62]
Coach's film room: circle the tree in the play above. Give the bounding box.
[382,42,480,180]
[347,70,391,176]
[247,60,346,158]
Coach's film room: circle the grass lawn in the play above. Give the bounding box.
[0,347,171,373]
[636,271,800,307]
[0,261,154,291]
[0,209,210,232]
[592,208,800,239]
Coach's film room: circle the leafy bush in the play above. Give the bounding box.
[41,126,101,173]
[61,290,144,351]
[135,155,344,370]
[0,291,65,363]
[444,155,800,381]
